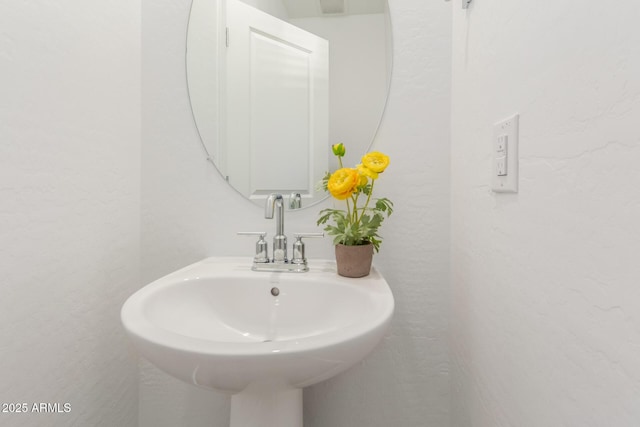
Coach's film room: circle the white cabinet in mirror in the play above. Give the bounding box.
[186,0,393,209]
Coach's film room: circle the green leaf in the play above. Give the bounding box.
[375,198,394,216]
[316,171,331,193]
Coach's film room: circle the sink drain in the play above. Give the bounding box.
[270,287,280,296]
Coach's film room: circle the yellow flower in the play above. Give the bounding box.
[327,168,360,200]
[357,163,378,181]
[361,151,390,174]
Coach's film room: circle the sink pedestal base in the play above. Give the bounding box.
[230,384,302,427]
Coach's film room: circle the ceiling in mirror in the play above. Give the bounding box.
[186,0,393,209]
[281,0,385,18]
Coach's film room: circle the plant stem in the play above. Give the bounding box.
[359,180,375,222]
[351,192,359,223]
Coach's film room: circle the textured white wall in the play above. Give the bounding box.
[141,0,450,425]
[0,1,141,426]
[450,1,640,426]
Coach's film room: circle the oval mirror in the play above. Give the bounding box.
[187,0,393,209]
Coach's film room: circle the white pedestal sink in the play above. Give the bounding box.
[121,257,394,427]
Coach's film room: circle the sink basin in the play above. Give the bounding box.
[121,257,394,427]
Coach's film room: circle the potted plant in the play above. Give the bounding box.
[317,143,393,277]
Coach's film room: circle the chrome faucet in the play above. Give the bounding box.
[265,193,287,263]
[238,193,323,272]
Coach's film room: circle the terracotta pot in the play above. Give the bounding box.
[335,243,373,278]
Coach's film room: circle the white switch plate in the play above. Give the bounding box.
[491,114,519,193]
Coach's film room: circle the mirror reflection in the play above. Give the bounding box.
[187,0,392,208]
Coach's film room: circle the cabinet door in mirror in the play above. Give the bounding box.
[186,0,393,209]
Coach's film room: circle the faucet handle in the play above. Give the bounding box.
[237,232,269,263]
[291,233,324,265]
[293,232,324,239]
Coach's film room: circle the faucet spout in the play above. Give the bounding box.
[265,194,287,262]
[265,193,284,235]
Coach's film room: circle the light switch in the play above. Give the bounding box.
[491,114,519,193]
